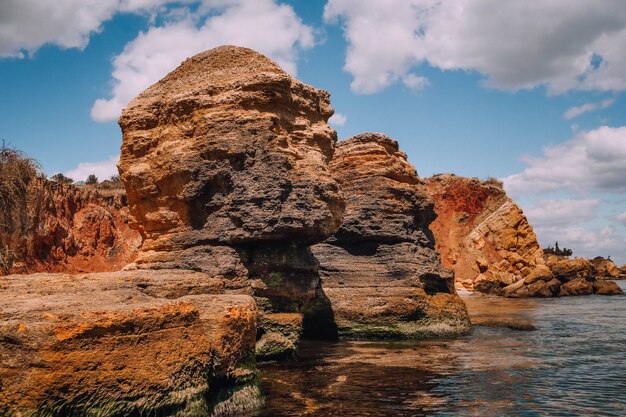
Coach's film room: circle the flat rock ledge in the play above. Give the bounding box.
[0,270,262,417]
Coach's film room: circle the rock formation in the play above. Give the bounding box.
[425,174,622,297]
[589,256,621,279]
[310,134,471,338]
[118,46,345,356]
[0,177,140,275]
[0,270,261,416]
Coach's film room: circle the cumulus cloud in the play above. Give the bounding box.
[64,155,120,182]
[502,126,626,197]
[91,0,314,121]
[564,98,615,119]
[0,0,175,58]
[533,224,626,261]
[524,199,600,228]
[328,112,347,127]
[324,0,626,94]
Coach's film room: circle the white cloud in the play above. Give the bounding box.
[328,112,347,127]
[533,224,626,262]
[616,211,626,226]
[91,0,315,121]
[564,98,615,119]
[324,0,626,94]
[64,155,119,182]
[0,0,175,58]
[502,126,626,197]
[402,73,429,91]
[525,199,600,228]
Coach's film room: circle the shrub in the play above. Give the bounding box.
[485,176,504,188]
[543,241,573,257]
[51,173,74,184]
[0,141,40,233]
[109,174,121,182]
[85,174,98,185]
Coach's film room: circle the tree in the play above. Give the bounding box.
[109,174,121,182]
[543,241,573,257]
[51,173,73,184]
[85,174,98,185]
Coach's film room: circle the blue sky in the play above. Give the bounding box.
[1,0,626,263]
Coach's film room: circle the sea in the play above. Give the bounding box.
[251,281,626,416]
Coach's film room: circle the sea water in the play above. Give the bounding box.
[252,281,626,416]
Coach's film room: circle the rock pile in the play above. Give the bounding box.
[311,134,470,338]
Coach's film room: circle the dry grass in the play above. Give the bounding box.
[0,141,40,234]
[485,176,504,189]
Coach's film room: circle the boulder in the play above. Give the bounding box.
[310,134,471,339]
[118,46,346,352]
[0,270,261,416]
[558,277,594,296]
[593,280,624,295]
[590,256,620,279]
[551,257,594,282]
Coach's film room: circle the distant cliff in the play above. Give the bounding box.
[0,177,140,274]
[424,174,622,297]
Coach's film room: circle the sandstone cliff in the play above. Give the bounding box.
[118,46,345,358]
[0,270,261,416]
[0,177,140,275]
[425,174,622,297]
[311,134,470,338]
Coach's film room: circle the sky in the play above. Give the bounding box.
[1,0,626,264]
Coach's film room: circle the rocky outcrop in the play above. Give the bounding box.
[311,134,471,339]
[0,177,140,275]
[118,46,344,354]
[590,256,621,279]
[0,270,261,416]
[424,174,544,293]
[425,174,623,297]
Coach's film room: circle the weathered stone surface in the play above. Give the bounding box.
[118,46,345,354]
[425,174,545,295]
[119,45,344,254]
[1,177,140,275]
[0,270,261,416]
[311,134,470,339]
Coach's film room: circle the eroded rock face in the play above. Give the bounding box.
[425,174,545,294]
[311,134,471,339]
[425,175,623,297]
[118,46,345,352]
[0,177,140,275]
[119,45,343,253]
[0,270,261,416]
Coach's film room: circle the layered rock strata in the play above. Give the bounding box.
[0,270,261,416]
[311,133,471,339]
[0,177,140,274]
[118,46,345,354]
[425,174,622,297]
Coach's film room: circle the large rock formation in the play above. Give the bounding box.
[0,270,261,416]
[590,256,621,279]
[0,177,140,275]
[425,174,544,293]
[118,46,345,356]
[425,174,623,297]
[310,134,471,339]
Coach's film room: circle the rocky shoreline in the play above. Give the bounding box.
[1,46,622,416]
